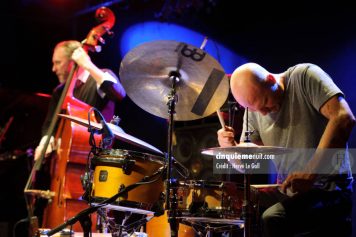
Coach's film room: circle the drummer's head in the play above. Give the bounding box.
[52,40,81,84]
[230,63,285,116]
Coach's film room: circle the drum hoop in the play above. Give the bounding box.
[177,180,244,189]
[90,196,153,211]
[92,149,165,166]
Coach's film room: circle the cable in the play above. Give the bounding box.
[12,218,29,237]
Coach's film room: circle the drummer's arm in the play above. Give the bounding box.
[318,95,355,148]
[304,96,355,171]
[282,95,355,193]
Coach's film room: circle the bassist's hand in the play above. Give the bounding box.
[34,136,55,161]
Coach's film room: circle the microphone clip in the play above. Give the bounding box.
[100,120,114,148]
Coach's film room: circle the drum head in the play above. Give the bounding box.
[91,149,165,168]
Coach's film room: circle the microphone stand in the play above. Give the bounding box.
[165,70,180,237]
[165,38,207,236]
[45,166,166,237]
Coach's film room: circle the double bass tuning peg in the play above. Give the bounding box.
[94,45,102,53]
[107,30,114,37]
[94,34,106,45]
[93,28,114,45]
[81,44,102,53]
[103,26,114,38]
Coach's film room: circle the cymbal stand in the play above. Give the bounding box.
[113,211,130,237]
[242,107,253,237]
[204,225,239,237]
[165,70,181,237]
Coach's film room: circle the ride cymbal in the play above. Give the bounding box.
[201,143,290,156]
[58,114,163,155]
[119,40,229,121]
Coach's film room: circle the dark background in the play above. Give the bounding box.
[1,1,356,236]
[2,0,356,145]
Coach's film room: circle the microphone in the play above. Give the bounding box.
[100,120,114,148]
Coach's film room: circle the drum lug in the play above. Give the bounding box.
[119,184,128,199]
[81,171,91,190]
[151,192,165,217]
[122,159,135,175]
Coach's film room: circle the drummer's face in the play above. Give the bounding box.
[237,81,282,116]
[248,90,281,115]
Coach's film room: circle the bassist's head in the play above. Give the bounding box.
[52,40,81,84]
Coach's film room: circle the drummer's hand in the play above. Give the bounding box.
[281,172,317,194]
[217,125,236,147]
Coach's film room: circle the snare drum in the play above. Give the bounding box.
[91,149,165,210]
[174,180,243,219]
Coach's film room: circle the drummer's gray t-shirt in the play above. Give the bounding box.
[240,63,352,190]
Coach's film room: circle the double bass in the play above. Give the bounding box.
[25,7,116,233]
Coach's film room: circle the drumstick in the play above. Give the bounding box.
[199,37,226,130]
[200,36,208,50]
[216,109,225,128]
